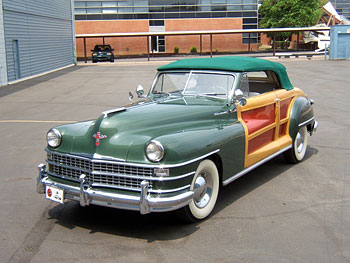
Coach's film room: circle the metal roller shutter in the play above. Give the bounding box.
[3,0,75,82]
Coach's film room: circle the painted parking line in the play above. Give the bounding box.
[0,120,76,123]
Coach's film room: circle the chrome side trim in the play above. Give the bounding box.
[102,107,126,118]
[160,149,220,168]
[214,111,228,116]
[46,149,220,169]
[156,171,195,181]
[298,116,315,127]
[312,120,318,134]
[223,145,292,186]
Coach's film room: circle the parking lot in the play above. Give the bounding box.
[0,57,349,263]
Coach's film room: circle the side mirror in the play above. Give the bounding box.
[233,89,247,106]
[238,97,247,106]
[136,85,145,98]
[128,91,134,102]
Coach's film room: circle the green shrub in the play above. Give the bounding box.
[190,46,197,53]
[174,46,179,54]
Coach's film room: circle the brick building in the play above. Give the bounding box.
[74,0,260,58]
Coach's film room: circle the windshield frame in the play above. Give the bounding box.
[149,70,238,103]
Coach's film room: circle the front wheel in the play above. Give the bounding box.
[177,159,220,223]
[284,126,308,163]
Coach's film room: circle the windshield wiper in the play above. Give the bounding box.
[153,91,170,97]
[199,93,227,97]
[153,90,184,97]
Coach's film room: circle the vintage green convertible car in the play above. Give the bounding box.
[37,56,318,222]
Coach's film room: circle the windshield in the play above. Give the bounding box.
[94,45,112,51]
[151,71,235,99]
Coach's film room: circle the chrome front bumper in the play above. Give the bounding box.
[37,164,194,214]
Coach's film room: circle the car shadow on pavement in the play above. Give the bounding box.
[48,201,200,242]
[213,146,319,217]
[48,146,318,242]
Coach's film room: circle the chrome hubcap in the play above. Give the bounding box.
[193,172,213,208]
[296,130,305,154]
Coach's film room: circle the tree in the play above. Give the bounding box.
[259,0,323,39]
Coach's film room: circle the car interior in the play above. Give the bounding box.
[241,71,282,97]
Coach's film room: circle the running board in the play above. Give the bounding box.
[222,145,292,186]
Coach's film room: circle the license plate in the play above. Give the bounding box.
[46,186,64,204]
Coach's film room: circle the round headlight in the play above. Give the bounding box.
[146,140,164,162]
[47,129,62,148]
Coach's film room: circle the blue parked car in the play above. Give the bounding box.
[91,44,114,63]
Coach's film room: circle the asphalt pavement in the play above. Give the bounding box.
[0,56,349,263]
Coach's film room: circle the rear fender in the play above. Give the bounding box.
[289,96,314,139]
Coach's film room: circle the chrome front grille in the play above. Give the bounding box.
[48,152,153,191]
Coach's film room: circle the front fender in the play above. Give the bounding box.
[126,122,245,173]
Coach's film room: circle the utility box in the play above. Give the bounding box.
[330,25,350,60]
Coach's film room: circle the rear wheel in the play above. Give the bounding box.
[284,126,308,163]
[177,159,219,223]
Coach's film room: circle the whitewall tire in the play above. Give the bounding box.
[284,126,308,163]
[177,159,220,222]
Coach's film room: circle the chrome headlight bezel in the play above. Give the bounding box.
[47,129,62,148]
[145,140,164,162]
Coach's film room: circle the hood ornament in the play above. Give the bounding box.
[93,132,107,146]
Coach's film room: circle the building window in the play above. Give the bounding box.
[75,0,259,23]
[149,20,164,26]
[75,1,86,7]
[102,8,117,14]
[102,1,117,7]
[86,1,101,7]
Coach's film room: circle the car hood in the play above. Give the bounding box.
[53,96,232,163]
[93,51,112,53]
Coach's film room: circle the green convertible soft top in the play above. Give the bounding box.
[158,56,294,91]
